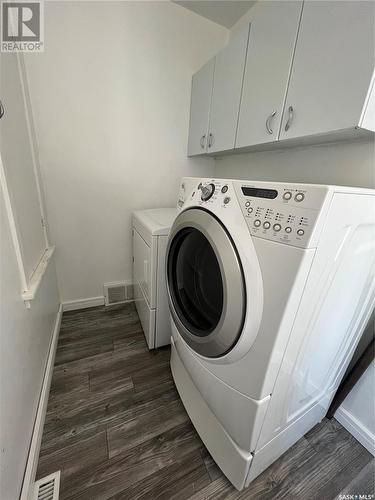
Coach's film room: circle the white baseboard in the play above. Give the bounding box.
[20,304,63,500]
[62,296,105,311]
[335,406,375,457]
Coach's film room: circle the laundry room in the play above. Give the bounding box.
[1,1,374,499]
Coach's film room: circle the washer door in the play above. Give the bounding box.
[166,208,246,357]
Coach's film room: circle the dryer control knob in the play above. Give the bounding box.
[295,193,305,202]
[273,223,282,232]
[254,219,261,227]
[200,183,215,201]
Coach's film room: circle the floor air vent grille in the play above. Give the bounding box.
[33,471,60,500]
[104,281,133,305]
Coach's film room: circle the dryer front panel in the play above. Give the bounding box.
[167,208,246,357]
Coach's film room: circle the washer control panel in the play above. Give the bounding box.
[177,178,330,249]
[233,181,330,248]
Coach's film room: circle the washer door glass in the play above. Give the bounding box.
[169,227,224,337]
[167,208,246,358]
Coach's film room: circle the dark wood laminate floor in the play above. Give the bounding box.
[37,303,375,500]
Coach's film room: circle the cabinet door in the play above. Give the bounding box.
[187,58,215,156]
[280,1,375,140]
[208,27,249,154]
[236,1,302,149]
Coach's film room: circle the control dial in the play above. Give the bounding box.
[200,183,215,201]
[295,193,305,202]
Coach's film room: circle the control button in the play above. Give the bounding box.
[285,226,292,233]
[295,192,305,202]
[223,197,230,205]
[247,207,253,213]
[283,191,292,200]
[245,201,251,207]
[221,185,228,194]
[254,219,261,227]
[297,229,305,236]
[263,221,271,229]
[273,223,281,232]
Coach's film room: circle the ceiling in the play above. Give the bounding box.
[173,1,256,29]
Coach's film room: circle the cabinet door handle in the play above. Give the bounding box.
[208,133,214,148]
[266,110,276,134]
[284,106,294,131]
[0,100,4,119]
[200,134,206,149]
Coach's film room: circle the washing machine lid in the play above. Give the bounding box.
[166,208,246,358]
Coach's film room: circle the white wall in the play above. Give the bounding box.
[214,138,375,188]
[0,188,60,499]
[0,48,61,499]
[343,361,374,435]
[25,1,228,302]
[336,361,375,456]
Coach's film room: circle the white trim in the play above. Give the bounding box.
[62,296,105,312]
[359,68,375,132]
[22,247,55,308]
[335,406,375,457]
[20,304,63,500]
[0,152,28,293]
[17,52,50,248]
[0,56,51,305]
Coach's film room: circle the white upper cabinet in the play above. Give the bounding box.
[236,1,303,149]
[187,58,215,157]
[187,1,374,157]
[280,1,375,140]
[207,27,249,154]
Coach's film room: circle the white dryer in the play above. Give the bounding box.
[132,208,177,349]
[166,177,375,490]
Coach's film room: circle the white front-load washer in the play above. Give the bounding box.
[165,177,375,490]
